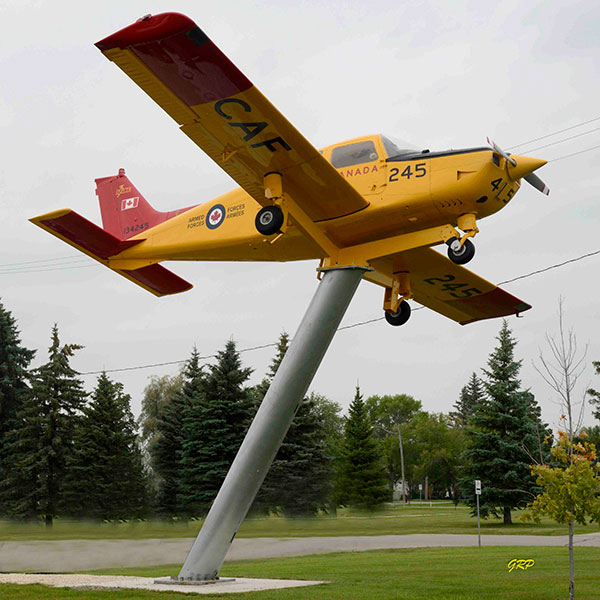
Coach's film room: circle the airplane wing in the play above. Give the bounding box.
[95,13,368,223]
[365,247,531,325]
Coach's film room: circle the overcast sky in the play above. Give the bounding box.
[2,0,599,430]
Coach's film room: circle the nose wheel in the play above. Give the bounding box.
[447,237,475,265]
[384,300,411,326]
[255,205,284,235]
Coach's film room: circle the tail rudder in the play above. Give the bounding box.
[95,168,194,239]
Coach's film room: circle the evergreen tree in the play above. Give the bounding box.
[450,373,486,427]
[0,301,35,515]
[267,331,289,379]
[2,325,86,525]
[178,348,210,515]
[338,386,389,509]
[180,341,252,515]
[61,373,147,519]
[588,361,600,421]
[460,321,551,524]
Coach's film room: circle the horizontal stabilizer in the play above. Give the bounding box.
[30,209,142,259]
[30,209,192,297]
[117,264,193,297]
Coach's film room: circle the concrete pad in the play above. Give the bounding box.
[0,573,326,594]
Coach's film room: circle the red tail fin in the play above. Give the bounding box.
[95,169,195,239]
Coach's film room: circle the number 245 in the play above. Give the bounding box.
[389,163,426,182]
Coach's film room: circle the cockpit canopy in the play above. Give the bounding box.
[328,134,421,169]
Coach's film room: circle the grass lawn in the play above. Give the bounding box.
[1,503,599,540]
[1,546,599,599]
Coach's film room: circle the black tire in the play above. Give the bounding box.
[384,300,411,326]
[447,237,475,265]
[255,205,284,235]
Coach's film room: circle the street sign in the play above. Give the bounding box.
[475,480,481,495]
[418,484,423,491]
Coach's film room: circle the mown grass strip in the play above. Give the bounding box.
[1,503,598,541]
[1,546,598,599]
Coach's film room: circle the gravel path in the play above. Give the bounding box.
[2,533,600,572]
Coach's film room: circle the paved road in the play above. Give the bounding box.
[2,533,600,572]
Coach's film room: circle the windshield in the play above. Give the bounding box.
[381,134,419,158]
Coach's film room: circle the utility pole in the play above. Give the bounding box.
[396,421,407,504]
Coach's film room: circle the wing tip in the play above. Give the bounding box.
[30,208,73,225]
[95,12,196,52]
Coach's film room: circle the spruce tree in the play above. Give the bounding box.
[61,373,147,519]
[339,386,389,509]
[460,321,550,524]
[180,341,252,515]
[0,301,35,515]
[178,348,210,515]
[3,325,86,525]
[588,361,600,421]
[267,331,289,379]
[451,373,485,427]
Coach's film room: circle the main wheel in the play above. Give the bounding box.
[255,205,284,235]
[447,237,475,265]
[384,300,411,326]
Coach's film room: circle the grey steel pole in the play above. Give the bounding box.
[476,494,481,548]
[177,266,367,581]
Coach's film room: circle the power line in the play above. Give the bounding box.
[0,254,85,268]
[549,144,600,163]
[519,126,600,155]
[0,264,97,275]
[77,247,600,376]
[497,249,600,285]
[507,116,600,150]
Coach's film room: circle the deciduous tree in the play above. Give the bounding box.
[153,353,200,516]
[522,433,600,600]
[365,394,422,502]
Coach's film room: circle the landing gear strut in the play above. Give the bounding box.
[384,300,411,326]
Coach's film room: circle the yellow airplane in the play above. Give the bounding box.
[31,12,549,327]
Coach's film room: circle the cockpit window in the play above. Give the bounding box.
[381,135,418,158]
[331,141,378,168]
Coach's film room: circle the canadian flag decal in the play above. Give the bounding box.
[121,197,139,211]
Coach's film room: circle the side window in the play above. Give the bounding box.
[330,141,378,168]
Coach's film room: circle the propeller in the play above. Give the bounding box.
[487,137,549,195]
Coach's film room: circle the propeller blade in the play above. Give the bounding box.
[487,137,516,167]
[524,172,550,196]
